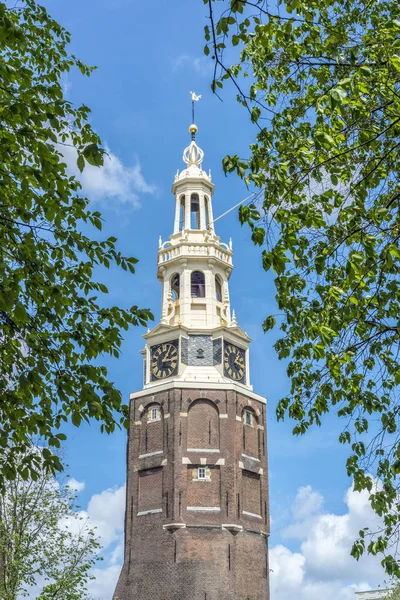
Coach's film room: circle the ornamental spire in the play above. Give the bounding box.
[182,92,204,169]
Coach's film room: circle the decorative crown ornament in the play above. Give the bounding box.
[182,139,204,168]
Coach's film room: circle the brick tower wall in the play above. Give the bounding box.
[113,386,270,600]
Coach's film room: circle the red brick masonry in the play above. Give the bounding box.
[113,385,270,600]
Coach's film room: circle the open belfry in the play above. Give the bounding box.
[113,103,270,600]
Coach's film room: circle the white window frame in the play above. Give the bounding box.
[149,407,160,422]
[197,467,207,480]
[245,410,252,426]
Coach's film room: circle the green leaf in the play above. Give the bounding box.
[77,154,85,173]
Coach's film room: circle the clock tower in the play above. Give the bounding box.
[113,117,270,600]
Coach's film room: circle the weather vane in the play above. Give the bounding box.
[190,91,201,124]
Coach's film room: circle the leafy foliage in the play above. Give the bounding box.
[204,0,400,576]
[384,582,400,600]
[0,0,153,486]
[0,455,100,600]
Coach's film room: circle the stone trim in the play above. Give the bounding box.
[163,523,186,532]
[131,381,266,404]
[222,524,243,533]
[219,413,228,419]
[187,506,220,512]
[138,450,163,459]
[241,453,260,462]
[243,511,262,519]
[137,508,162,516]
[187,448,220,453]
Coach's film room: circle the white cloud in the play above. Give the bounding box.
[82,484,126,549]
[172,54,212,76]
[87,564,122,600]
[292,485,323,520]
[66,477,85,492]
[60,142,156,208]
[271,483,387,600]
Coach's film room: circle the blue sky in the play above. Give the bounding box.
[41,0,388,597]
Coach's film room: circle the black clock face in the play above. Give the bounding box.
[223,343,246,382]
[151,341,179,380]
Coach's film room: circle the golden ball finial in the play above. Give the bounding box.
[189,123,198,135]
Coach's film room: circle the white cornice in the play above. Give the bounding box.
[130,380,266,404]
[144,324,252,344]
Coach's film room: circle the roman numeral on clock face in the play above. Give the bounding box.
[151,341,179,380]
[223,343,245,382]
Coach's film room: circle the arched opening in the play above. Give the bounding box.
[188,400,220,450]
[179,196,185,230]
[215,274,222,302]
[205,196,210,230]
[141,404,164,455]
[241,407,260,459]
[190,194,200,229]
[171,273,180,300]
[191,271,205,298]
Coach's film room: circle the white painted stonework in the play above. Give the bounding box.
[142,124,255,391]
[355,592,391,599]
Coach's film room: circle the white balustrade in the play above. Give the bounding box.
[158,241,232,265]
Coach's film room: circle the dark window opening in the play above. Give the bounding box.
[180,196,185,230]
[215,275,222,302]
[171,273,180,300]
[190,194,200,229]
[191,271,205,298]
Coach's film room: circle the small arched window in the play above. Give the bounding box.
[171,273,180,300]
[180,196,185,230]
[191,271,205,298]
[190,194,200,229]
[215,275,222,302]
